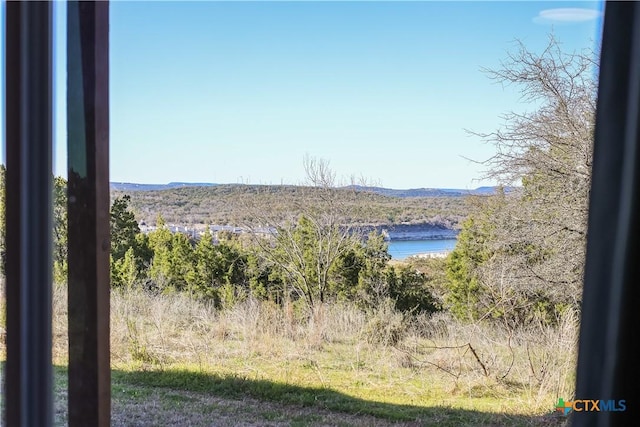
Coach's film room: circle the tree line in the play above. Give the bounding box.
[0,167,440,315]
[104,156,441,314]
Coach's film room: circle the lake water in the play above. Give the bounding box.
[387,238,457,260]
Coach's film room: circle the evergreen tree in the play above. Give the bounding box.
[111,247,139,289]
[192,227,219,298]
[110,195,140,262]
[170,232,196,292]
[148,216,174,290]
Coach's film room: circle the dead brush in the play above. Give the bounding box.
[51,282,68,363]
[386,308,579,409]
[361,299,407,346]
[408,311,450,340]
[111,287,220,366]
[321,302,366,344]
[520,309,579,402]
[43,277,579,416]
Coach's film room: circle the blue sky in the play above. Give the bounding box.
[2,1,604,189]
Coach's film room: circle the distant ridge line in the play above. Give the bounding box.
[110,182,219,191]
[110,182,515,197]
[342,185,513,197]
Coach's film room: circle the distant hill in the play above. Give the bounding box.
[110,184,472,229]
[110,182,219,192]
[110,182,514,197]
[341,185,516,198]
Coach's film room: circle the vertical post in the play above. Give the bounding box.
[66,1,111,426]
[575,2,640,425]
[4,1,53,426]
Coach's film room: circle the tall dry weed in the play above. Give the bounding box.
[13,281,578,413]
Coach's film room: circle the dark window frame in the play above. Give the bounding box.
[3,1,639,426]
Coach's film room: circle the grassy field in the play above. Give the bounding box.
[2,282,575,426]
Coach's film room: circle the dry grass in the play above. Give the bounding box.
[1,281,575,425]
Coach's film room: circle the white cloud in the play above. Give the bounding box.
[533,8,602,25]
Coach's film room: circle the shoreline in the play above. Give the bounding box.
[409,250,451,259]
[390,249,453,261]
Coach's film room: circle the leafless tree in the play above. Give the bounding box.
[242,155,373,309]
[465,35,598,317]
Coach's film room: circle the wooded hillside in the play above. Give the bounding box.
[112,184,472,228]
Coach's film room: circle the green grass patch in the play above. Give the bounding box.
[112,366,564,426]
